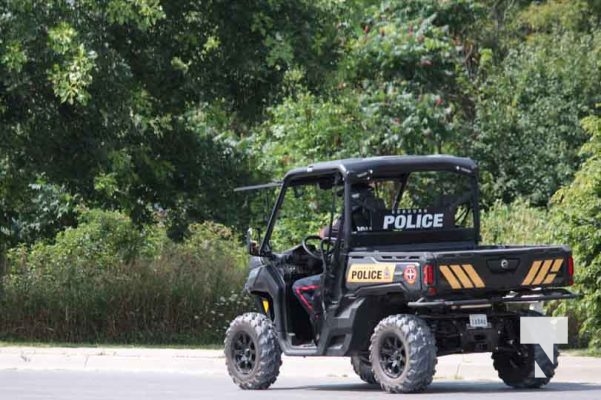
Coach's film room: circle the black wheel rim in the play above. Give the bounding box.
[379,333,407,379]
[231,332,256,375]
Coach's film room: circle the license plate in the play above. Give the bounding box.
[469,314,488,328]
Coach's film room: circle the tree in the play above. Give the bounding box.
[470,1,601,206]
[254,0,484,175]
[551,115,601,347]
[0,0,343,242]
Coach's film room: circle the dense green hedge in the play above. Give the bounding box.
[550,115,601,348]
[480,199,551,245]
[0,209,251,344]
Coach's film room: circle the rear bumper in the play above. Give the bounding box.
[408,288,579,308]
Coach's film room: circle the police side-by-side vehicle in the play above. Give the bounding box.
[224,156,577,393]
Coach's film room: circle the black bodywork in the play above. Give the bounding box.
[241,156,577,357]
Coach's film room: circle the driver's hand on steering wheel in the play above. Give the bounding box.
[319,218,340,240]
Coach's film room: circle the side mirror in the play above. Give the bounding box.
[246,227,259,256]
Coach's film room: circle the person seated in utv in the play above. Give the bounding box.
[292,182,384,321]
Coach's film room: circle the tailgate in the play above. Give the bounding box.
[432,245,572,293]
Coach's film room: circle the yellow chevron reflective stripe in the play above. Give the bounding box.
[542,259,564,285]
[451,264,474,288]
[523,258,564,286]
[439,265,461,289]
[550,258,563,272]
[439,264,486,289]
[542,273,556,285]
[522,260,542,285]
[462,264,486,288]
[532,259,554,285]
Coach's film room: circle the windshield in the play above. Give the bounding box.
[268,177,343,252]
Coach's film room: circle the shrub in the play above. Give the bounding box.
[480,199,551,245]
[0,209,251,344]
[472,28,601,206]
[550,115,601,348]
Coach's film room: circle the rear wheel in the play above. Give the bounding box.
[224,312,281,390]
[369,314,437,393]
[351,354,377,384]
[492,310,558,388]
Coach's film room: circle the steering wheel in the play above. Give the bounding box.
[302,235,324,260]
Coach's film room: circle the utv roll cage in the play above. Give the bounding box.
[257,155,481,256]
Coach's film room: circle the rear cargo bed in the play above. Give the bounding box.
[432,245,572,293]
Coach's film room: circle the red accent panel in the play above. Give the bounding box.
[294,284,319,311]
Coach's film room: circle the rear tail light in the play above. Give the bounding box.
[567,255,574,285]
[423,264,434,286]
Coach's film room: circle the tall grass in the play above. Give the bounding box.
[0,210,251,344]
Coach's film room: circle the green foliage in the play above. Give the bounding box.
[347,1,481,84]
[0,0,341,243]
[253,1,483,175]
[253,88,364,175]
[480,199,551,245]
[343,0,484,155]
[48,44,96,105]
[0,175,78,246]
[106,0,165,30]
[551,115,601,348]
[0,0,600,348]
[18,208,155,268]
[0,210,250,344]
[466,0,601,206]
[472,29,601,206]
[1,41,27,73]
[152,0,343,120]
[517,0,591,33]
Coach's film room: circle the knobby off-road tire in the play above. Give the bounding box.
[492,310,558,389]
[224,312,282,390]
[369,314,437,393]
[351,354,377,384]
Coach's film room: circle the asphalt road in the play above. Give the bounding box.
[2,370,601,400]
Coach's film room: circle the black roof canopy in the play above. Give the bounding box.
[284,155,477,183]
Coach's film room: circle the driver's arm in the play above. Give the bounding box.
[319,218,340,239]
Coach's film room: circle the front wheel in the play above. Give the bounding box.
[224,312,281,390]
[369,314,437,393]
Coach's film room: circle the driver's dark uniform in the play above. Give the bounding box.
[292,187,383,321]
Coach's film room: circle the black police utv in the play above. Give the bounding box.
[224,156,576,393]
